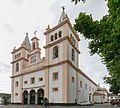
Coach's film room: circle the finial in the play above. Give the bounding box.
[48,24,50,29]
[13,46,16,51]
[61,6,65,11]
[26,32,28,36]
[33,30,37,37]
[45,24,50,31]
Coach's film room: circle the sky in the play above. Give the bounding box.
[0,0,109,93]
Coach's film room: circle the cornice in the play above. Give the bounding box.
[11,59,97,87]
[78,69,98,86]
[11,45,29,54]
[31,36,39,41]
[44,18,80,41]
[44,18,69,35]
[11,57,28,64]
[44,36,80,54]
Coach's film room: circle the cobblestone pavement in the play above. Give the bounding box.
[0,103,116,108]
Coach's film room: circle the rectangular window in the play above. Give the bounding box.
[85,84,87,90]
[39,77,43,81]
[89,86,91,91]
[15,93,18,96]
[92,88,94,92]
[24,81,27,84]
[53,72,58,80]
[72,49,75,61]
[80,81,82,88]
[72,76,75,83]
[52,87,59,92]
[15,81,18,87]
[31,77,35,84]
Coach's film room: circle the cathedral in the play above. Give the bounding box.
[11,8,98,104]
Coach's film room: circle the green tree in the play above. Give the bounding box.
[1,94,10,105]
[71,0,120,94]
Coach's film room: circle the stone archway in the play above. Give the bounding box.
[23,90,28,105]
[37,89,44,105]
[30,90,35,104]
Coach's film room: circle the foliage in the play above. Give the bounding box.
[72,0,120,94]
[71,0,86,4]
[1,94,10,105]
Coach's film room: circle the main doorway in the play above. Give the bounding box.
[30,90,35,104]
[37,89,44,105]
[23,90,28,105]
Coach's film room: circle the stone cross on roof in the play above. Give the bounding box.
[61,6,65,11]
[33,30,37,37]
[58,6,68,24]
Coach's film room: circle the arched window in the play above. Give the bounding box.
[32,42,35,49]
[72,37,74,44]
[27,54,29,59]
[17,54,19,58]
[54,33,57,40]
[53,46,58,59]
[16,63,19,72]
[73,39,76,46]
[72,49,75,61]
[19,53,21,57]
[70,34,73,43]
[70,34,72,38]
[51,35,53,42]
[15,55,17,59]
[74,40,76,45]
[30,90,35,104]
[58,31,62,38]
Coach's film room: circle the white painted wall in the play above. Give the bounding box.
[94,95,102,103]
[23,70,45,92]
[14,77,20,103]
[68,65,76,103]
[77,72,97,102]
[49,65,62,103]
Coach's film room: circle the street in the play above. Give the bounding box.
[0,103,116,108]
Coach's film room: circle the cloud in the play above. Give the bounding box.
[3,23,15,34]
[0,61,11,73]
[11,0,24,6]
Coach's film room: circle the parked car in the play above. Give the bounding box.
[110,99,120,105]
[117,104,120,107]
[79,101,92,106]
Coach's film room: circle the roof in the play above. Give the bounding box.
[93,92,104,96]
[108,94,119,97]
[78,69,98,86]
[58,9,68,24]
[0,93,10,97]
[22,33,31,49]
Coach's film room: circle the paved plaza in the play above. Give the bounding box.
[0,103,117,108]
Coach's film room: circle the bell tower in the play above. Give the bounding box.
[44,7,80,103]
[29,31,41,64]
[11,32,31,104]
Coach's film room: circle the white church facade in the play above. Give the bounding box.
[11,9,98,104]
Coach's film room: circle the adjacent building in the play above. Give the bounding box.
[93,87,108,103]
[11,8,99,104]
